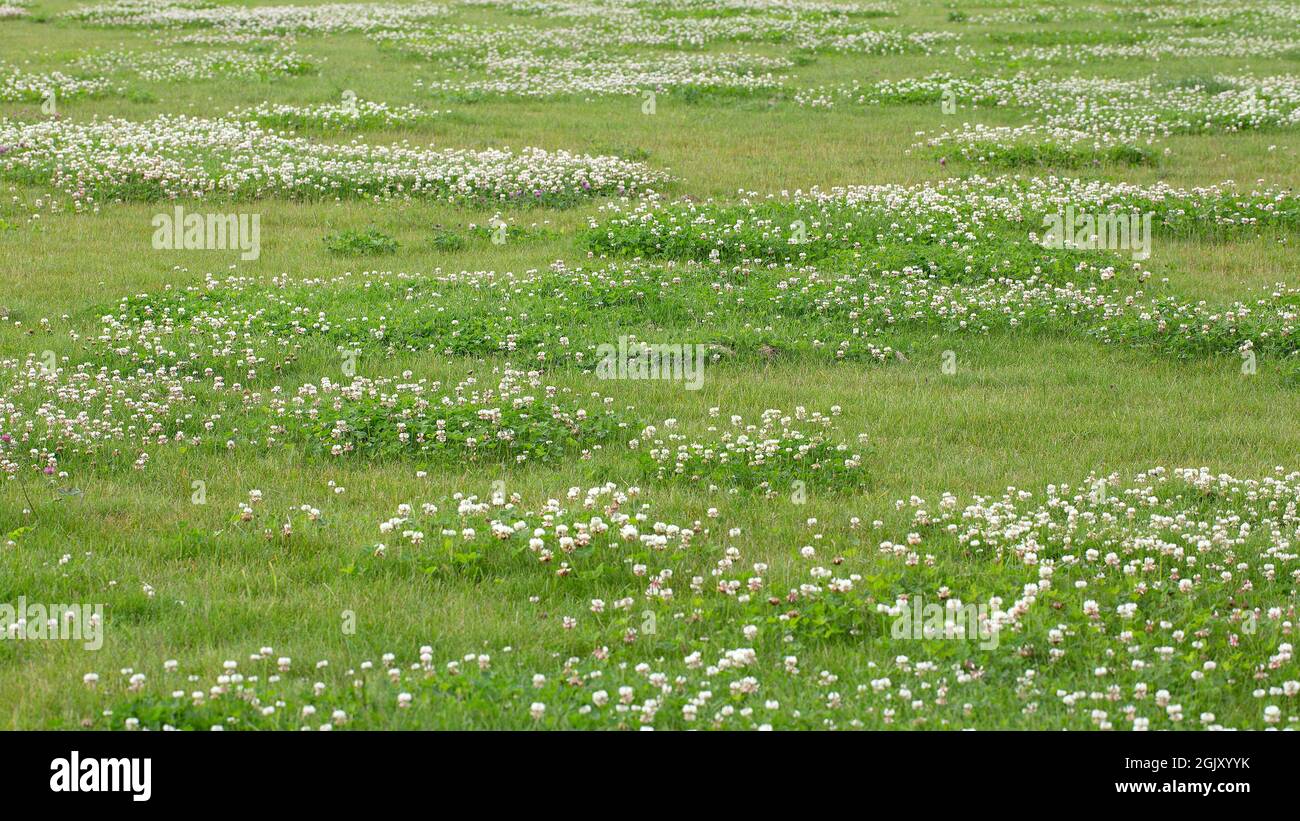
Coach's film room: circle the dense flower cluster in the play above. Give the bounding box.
[264,369,627,463]
[82,264,899,373]
[586,176,1300,258]
[630,407,869,492]
[0,351,216,474]
[0,345,629,472]
[64,0,450,33]
[229,98,444,130]
[0,115,665,205]
[984,32,1300,65]
[797,72,1300,165]
[73,48,312,82]
[802,73,1300,138]
[417,51,791,98]
[371,6,950,57]
[963,0,1299,27]
[459,0,894,16]
[913,122,1153,168]
[1,65,113,102]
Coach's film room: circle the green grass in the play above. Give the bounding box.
[0,0,1298,730]
[322,226,400,255]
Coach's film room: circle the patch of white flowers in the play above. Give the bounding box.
[1,64,113,101]
[73,47,312,82]
[228,98,444,130]
[417,51,791,98]
[64,0,451,34]
[0,114,665,205]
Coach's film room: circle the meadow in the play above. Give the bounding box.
[0,0,1297,730]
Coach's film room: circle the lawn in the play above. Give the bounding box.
[0,0,1297,730]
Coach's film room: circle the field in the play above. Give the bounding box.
[1,0,1298,731]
